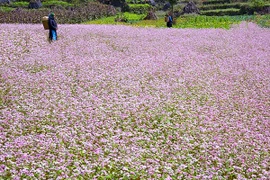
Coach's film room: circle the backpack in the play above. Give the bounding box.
[165,16,168,22]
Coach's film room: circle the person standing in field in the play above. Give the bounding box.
[48,12,58,41]
[165,12,173,28]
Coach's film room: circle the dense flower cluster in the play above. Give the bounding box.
[0,23,269,179]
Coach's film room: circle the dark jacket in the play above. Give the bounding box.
[167,15,173,28]
[48,15,57,30]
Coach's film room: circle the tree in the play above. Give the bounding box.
[168,0,177,12]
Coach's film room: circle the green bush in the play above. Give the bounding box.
[123,12,146,22]
[127,4,151,14]
[115,12,146,22]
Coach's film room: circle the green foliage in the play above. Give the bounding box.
[199,0,269,16]
[123,12,146,22]
[249,0,266,8]
[175,15,239,28]
[200,8,241,15]
[0,6,14,12]
[125,0,150,4]
[252,14,270,27]
[199,2,248,10]
[42,1,74,8]
[127,4,151,14]
[85,14,270,29]
[202,0,231,5]
[168,0,178,10]
[114,12,146,23]
[11,1,29,8]
[69,0,95,5]
[125,0,135,3]
[84,16,126,24]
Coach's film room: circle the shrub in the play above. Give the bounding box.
[115,12,146,22]
[127,4,151,14]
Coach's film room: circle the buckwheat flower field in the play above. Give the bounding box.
[0,23,269,179]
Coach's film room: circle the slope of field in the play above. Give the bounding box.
[0,23,270,179]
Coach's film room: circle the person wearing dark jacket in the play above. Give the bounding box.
[48,12,58,41]
[165,12,173,28]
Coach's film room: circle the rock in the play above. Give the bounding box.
[0,0,10,4]
[144,9,157,20]
[183,1,200,14]
[149,0,156,6]
[28,0,42,9]
[163,2,171,11]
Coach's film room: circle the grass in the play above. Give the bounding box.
[0,6,15,12]
[84,14,270,29]
[42,0,74,8]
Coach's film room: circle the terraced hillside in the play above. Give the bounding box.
[199,0,247,15]
[197,0,269,16]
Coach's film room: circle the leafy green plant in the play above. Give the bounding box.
[114,12,146,23]
[42,0,74,8]
[202,0,231,5]
[253,14,270,27]
[123,12,146,22]
[84,16,125,25]
[249,0,266,8]
[11,1,29,8]
[0,6,14,12]
[128,4,151,14]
